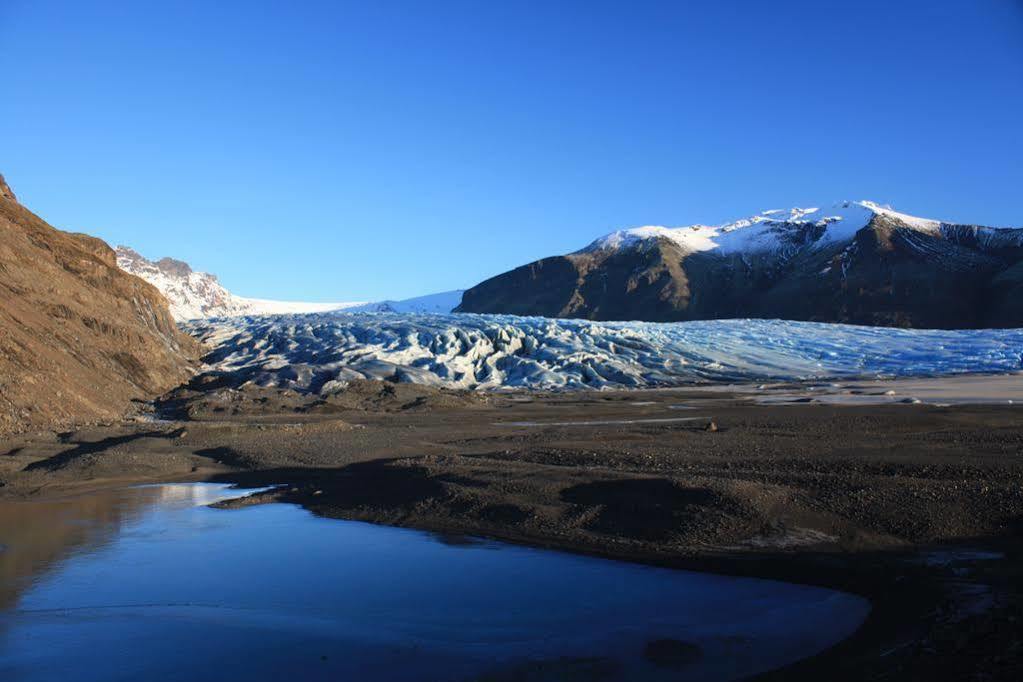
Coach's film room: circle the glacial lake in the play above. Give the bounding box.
[0,483,869,681]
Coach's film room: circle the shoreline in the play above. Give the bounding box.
[206,471,1019,682]
[6,470,1018,681]
[3,381,1022,679]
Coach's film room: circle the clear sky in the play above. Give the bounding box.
[2,1,1021,301]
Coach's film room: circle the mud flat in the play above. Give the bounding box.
[689,372,1023,406]
[2,375,1022,680]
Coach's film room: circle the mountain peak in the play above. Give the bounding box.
[581,200,941,255]
[0,173,18,203]
[154,256,194,278]
[459,200,1023,327]
[115,245,369,320]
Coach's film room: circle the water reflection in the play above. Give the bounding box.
[0,484,260,611]
[0,486,158,612]
[0,484,869,682]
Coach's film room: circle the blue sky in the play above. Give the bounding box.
[2,1,1021,301]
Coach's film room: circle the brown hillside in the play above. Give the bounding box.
[458,214,1023,328]
[0,175,198,435]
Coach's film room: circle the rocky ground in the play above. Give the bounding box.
[2,380,1022,680]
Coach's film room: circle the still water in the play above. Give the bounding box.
[0,483,868,681]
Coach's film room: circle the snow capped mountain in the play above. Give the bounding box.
[115,246,366,320]
[458,201,1023,328]
[186,313,1023,392]
[116,246,464,321]
[582,201,944,256]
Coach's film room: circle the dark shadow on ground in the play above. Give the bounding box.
[561,478,744,541]
[208,459,447,512]
[22,428,186,472]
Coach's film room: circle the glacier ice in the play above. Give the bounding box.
[184,313,1023,393]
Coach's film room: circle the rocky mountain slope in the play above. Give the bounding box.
[456,201,1023,328]
[115,247,367,320]
[0,175,198,435]
[117,246,463,320]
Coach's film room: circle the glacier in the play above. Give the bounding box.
[183,313,1023,392]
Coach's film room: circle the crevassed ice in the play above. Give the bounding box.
[184,313,1023,392]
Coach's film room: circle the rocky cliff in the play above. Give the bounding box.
[0,176,198,435]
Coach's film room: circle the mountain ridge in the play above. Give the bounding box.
[456,201,1023,328]
[0,173,17,203]
[115,246,368,320]
[0,177,198,435]
[116,246,464,320]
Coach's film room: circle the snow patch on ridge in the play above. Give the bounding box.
[858,200,941,232]
[116,246,461,321]
[185,313,1023,392]
[116,246,366,320]
[582,200,942,256]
